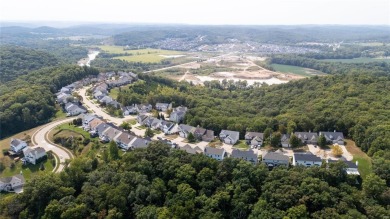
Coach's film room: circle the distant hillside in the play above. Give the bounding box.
[0,46,61,83]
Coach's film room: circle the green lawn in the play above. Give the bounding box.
[271,64,323,77]
[233,140,250,150]
[54,124,91,139]
[320,57,390,64]
[126,119,137,125]
[54,104,66,119]
[345,140,372,179]
[109,86,130,99]
[0,157,55,180]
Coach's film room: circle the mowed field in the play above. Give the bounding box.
[320,57,390,63]
[98,46,184,63]
[271,64,324,77]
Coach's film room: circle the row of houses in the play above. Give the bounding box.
[262,151,359,175]
[81,114,150,150]
[56,83,87,116]
[178,124,215,142]
[245,131,345,148]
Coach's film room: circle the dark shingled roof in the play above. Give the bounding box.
[294,153,322,162]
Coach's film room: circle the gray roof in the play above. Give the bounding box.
[11,139,25,147]
[220,130,240,142]
[0,174,25,184]
[320,132,344,141]
[231,149,257,160]
[95,123,110,135]
[103,127,122,139]
[294,153,322,162]
[204,146,225,156]
[132,138,150,149]
[180,144,202,154]
[245,132,264,139]
[115,132,136,145]
[263,152,289,162]
[179,124,195,133]
[294,132,318,141]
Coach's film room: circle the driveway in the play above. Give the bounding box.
[307,144,353,161]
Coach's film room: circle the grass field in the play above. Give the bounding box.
[345,139,372,179]
[233,140,250,150]
[0,157,55,179]
[98,46,184,63]
[271,64,323,77]
[109,86,130,99]
[320,57,390,63]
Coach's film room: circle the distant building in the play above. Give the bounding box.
[219,130,240,145]
[231,149,258,164]
[319,131,344,145]
[294,132,318,145]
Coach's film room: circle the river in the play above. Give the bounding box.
[78,50,100,67]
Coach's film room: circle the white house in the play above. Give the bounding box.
[10,138,28,153]
[293,153,322,167]
[204,147,226,161]
[0,174,25,193]
[155,102,172,112]
[22,147,47,165]
[219,130,240,145]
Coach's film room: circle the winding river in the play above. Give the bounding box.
[78,50,100,67]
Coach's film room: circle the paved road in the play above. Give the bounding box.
[77,87,136,126]
[31,118,75,173]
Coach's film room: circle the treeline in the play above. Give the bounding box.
[270,55,390,75]
[0,142,388,218]
[0,46,61,83]
[0,65,99,138]
[91,58,172,73]
[120,73,390,157]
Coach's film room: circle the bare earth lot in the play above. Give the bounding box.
[155,54,304,85]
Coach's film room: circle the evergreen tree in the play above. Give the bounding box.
[318,134,327,148]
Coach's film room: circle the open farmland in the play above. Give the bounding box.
[271,63,324,77]
[97,46,186,63]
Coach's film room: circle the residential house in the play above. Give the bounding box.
[231,149,258,164]
[245,132,264,147]
[202,130,215,142]
[99,96,114,104]
[85,118,104,132]
[319,131,345,145]
[122,105,138,116]
[327,159,360,175]
[137,114,149,125]
[93,90,107,100]
[22,147,47,165]
[107,76,132,88]
[155,103,172,112]
[92,123,110,137]
[60,87,71,94]
[178,124,196,138]
[81,114,96,127]
[114,132,136,150]
[179,144,203,155]
[169,106,187,123]
[160,120,175,134]
[294,132,318,145]
[65,103,87,116]
[100,127,122,143]
[281,134,291,148]
[135,104,152,113]
[10,138,27,153]
[262,152,290,167]
[293,153,322,167]
[194,126,207,140]
[219,130,240,145]
[56,93,74,104]
[130,137,151,149]
[0,174,25,193]
[204,147,226,161]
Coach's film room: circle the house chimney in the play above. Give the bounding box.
[128,135,131,139]
[334,130,336,132]
[356,161,358,166]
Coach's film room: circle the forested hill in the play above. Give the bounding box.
[1,142,388,218]
[0,46,61,83]
[0,65,99,138]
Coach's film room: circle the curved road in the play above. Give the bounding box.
[32,118,75,173]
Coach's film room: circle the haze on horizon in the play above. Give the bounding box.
[0,0,389,26]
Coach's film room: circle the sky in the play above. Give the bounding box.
[1,0,389,26]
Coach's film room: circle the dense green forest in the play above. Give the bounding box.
[116,72,390,157]
[0,46,61,83]
[0,142,388,218]
[0,65,99,138]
